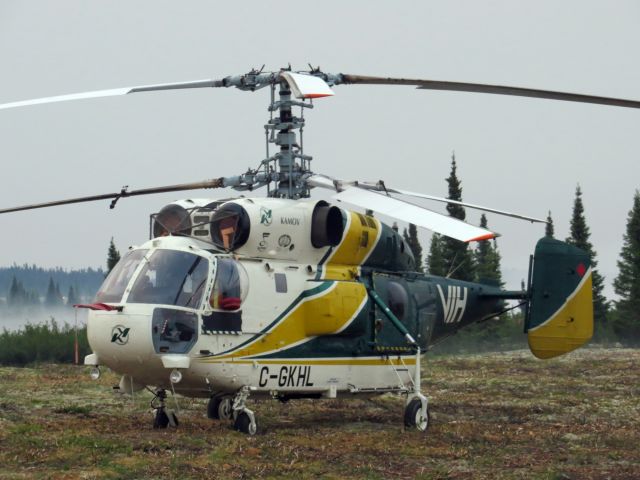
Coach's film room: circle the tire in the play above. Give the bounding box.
[218,397,233,420]
[404,398,429,432]
[233,411,257,435]
[153,409,169,429]
[168,410,179,427]
[208,396,233,420]
[207,397,222,419]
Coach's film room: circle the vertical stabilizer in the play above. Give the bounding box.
[526,237,593,359]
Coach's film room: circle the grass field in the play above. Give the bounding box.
[0,348,638,479]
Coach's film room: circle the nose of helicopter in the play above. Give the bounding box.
[86,305,158,375]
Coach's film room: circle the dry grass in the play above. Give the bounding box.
[0,348,638,479]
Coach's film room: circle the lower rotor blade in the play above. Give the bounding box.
[339,75,640,109]
[0,79,224,111]
[0,178,224,214]
[361,183,547,224]
[307,174,546,224]
[333,187,497,243]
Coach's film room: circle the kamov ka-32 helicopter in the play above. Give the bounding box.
[1,67,638,435]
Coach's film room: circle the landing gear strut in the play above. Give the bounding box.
[151,389,179,429]
[232,386,257,435]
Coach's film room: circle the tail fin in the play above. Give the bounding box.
[526,237,593,359]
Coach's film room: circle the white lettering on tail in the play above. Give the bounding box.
[436,285,468,324]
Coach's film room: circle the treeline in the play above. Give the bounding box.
[405,153,640,347]
[0,265,105,307]
[0,319,90,366]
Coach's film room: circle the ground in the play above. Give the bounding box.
[0,348,638,479]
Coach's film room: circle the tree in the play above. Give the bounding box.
[612,190,640,341]
[107,237,121,274]
[426,233,446,276]
[565,185,608,328]
[67,285,78,306]
[8,276,24,306]
[545,210,555,238]
[440,153,475,281]
[45,276,61,306]
[403,223,424,272]
[475,214,503,286]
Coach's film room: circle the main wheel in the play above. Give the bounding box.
[207,396,233,420]
[404,398,429,432]
[153,409,169,429]
[233,411,257,435]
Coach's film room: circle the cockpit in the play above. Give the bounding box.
[96,248,210,309]
[93,242,249,353]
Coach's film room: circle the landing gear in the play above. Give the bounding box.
[232,386,258,435]
[207,395,233,420]
[234,410,257,435]
[151,389,179,429]
[404,396,429,432]
[403,345,429,432]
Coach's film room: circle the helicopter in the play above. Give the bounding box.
[1,67,638,435]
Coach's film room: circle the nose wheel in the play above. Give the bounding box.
[151,389,179,429]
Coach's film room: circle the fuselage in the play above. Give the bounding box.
[86,198,506,399]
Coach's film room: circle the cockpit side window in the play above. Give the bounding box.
[127,249,209,308]
[210,258,249,311]
[95,249,148,303]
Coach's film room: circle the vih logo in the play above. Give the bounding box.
[436,285,468,324]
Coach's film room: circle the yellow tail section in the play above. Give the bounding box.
[527,237,594,359]
[528,270,593,359]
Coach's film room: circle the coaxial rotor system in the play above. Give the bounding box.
[1,66,639,242]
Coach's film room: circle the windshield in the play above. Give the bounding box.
[95,249,148,303]
[127,249,209,309]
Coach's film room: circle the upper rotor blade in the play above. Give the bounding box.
[333,187,497,243]
[339,75,640,109]
[0,79,223,111]
[0,178,224,214]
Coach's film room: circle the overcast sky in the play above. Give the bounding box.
[0,1,638,299]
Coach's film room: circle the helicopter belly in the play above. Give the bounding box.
[190,355,417,396]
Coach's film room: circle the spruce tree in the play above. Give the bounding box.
[475,214,503,286]
[403,223,424,272]
[107,237,121,274]
[441,153,475,281]
[565,185,608,327]
[612,190,640,340]
[545,211,555,238]
[67,285,78,306]
[427,233,446,276]
[45,276,61,306]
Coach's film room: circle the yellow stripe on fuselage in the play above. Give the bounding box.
[205,281,368,361]
[322,211,381,281]
[528,269,594,359]
[199,356,417,366]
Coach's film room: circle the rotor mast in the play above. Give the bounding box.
[264,75,313,199]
